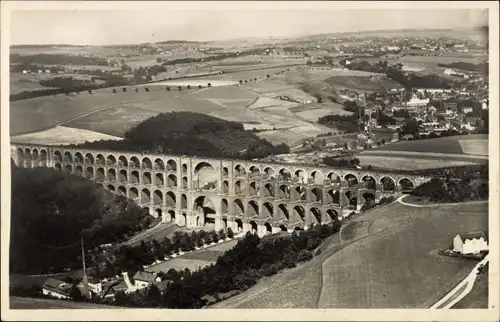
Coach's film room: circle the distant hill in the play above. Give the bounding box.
[155,40,202,45]
[66,112,290,159]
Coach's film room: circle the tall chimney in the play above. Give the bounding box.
[81,236,90,299]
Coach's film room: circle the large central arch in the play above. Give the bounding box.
[193,195,216,227]
[194,161,218,190]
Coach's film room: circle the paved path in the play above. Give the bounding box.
[430,254,489,309]
[396,195,488,208]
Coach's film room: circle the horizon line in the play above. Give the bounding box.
[9,26,488,47]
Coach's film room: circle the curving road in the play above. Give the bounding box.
[430,254,489,309]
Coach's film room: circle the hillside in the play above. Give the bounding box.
[10,166,149,275]
[368,134,488,156]
[325,75,401,92]
[66,112,290,159]
[213,200,488,308]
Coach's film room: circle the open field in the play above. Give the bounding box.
[10,84,195,135]
[151,79,238,87]
[357,155,483,171]
[249,97,298,110]
[261,87,317,102]
[214,201,487,308]
[147,239,238,273]
[189,85,257,100]
[243,80,297,93]
[371,135,488,156]
[9,296,117,309]
[11,126,123,145]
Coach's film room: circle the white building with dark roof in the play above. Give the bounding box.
[41,278,75,300]
[453,231,488,255]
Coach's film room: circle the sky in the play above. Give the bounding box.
[8,3,489,45]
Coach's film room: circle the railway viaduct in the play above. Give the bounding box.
[11,144,430,236]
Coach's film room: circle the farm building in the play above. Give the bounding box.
[453,231,488,255]
[133,271,161,289]
[41,278,75,300]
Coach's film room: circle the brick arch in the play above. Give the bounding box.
[130,156,140,168]
[74,152,84,163]
[142,157,153,170]
[233,199,245,216]
[248,165,261,174]
[154,158,165,171]
[380,176,396,191]
[167,159,177,171]
[278,167,292,179]
[84,153,94,164]
[291,205,305,222]
[262,202,273,218]
[361,174,377,189]
[96,153,105,165]
[398,177,415,192]
[141,188,151,204]
[277,204,289,220]
[63,151,73,163]
[107,168,117,181]
[263,166,276,177]
[294,168,307,181]
[344,173,359,184]
[309,207,322,225]
[247,200,259,218]
[153,190,163,206]
[118,155,128,167]
[165,191,176,207]
[234,164,246,176]
[327,171,341,182]
[118,185,127,196]
[129,187,139,200]
[310,170,326,184]
[107,154,117,166]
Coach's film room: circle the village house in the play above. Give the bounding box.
[41,278,75,300]
[453,231,488,255]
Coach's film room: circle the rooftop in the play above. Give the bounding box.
[134,271,159,283]
[457,231,488,242]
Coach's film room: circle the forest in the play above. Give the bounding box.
[411,176,488,202]
[110,222,341,308]
[10,53,109,66]
[67,112,290,160]
[10,166,149,274]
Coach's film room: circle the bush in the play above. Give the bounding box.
[296,249,313,262]
[227,228,234,239]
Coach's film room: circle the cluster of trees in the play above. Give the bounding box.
[385,67,452,89]
[10,53,110,66]
[323,157,360,168]
[10,166,148,274]
[11,74,133,101]
[411,176,488,202]
[161,48,263,67]
[112,222,341,308]
[66,112,290,160]
[340,59,389,74]
[132,65,167,84]
[89,229,235,279]
[39,76,94,90]
[437,62,488,73]
[317,113,363,133]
